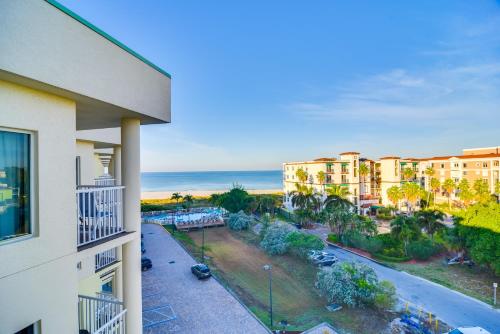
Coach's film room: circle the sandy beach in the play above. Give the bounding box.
[141,188,283,200]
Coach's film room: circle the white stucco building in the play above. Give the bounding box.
[0,1,171,333]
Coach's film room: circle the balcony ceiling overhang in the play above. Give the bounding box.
[0,0,171,130]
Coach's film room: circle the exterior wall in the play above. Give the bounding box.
[0,80,78,333]
[463,147,500,155]
[379,158,401,206]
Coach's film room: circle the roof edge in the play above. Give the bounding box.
[45,0,172,79]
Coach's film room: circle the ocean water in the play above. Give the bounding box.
[141,170,283,192]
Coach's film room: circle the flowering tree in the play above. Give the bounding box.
[227,210,252,231]
[260,222,295,255]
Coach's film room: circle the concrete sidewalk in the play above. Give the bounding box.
[141,223,270,334]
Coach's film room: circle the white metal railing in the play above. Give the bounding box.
[78,295,126,334]
[77,186,125,246]
[95,248,118,271]
[95,177,116,186]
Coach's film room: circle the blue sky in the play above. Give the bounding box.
[59,0,500,172]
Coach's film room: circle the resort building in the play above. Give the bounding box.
[0,1,171,333]
[283,146,500,212]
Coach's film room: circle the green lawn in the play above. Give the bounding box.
[165,225,395,333]
[391,257,499,307]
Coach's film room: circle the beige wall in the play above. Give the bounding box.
[0,80,78,333]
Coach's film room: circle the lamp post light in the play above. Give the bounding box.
[201,221,206,263]
[494,282,498,306]
[263,264,273,328]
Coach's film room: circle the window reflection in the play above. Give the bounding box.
[0,130,31,241]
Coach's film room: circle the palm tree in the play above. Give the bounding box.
[290,184,319,226]
[402,167,415,182]
[296,168,308,185]
[323,185,353,212]
[317,171,326,193]
[442,178,456,210]
[387,185,402,210]
[415,210,445,239]
[457,179,474,207]
[359,162,370,195]
[390,215,418,255]
[325,184,350,198]
[424,167,435,205]
[401,182,423,214]
[183,194,194,211]
[430,178,440,208]
[257,195,276,216]
[473,179,491,204]
[171,192,183,204]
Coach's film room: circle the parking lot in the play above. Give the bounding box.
[141,223,270,334]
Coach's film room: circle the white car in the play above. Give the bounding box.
[307,250,329,260]
[446,327,491,334]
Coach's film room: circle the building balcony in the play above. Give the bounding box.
[76,185,125,247]
[94,176,116,186]
[78,294,126,334]
[95,247,118,272]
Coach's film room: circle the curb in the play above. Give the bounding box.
[150,223,273,334]
[325,241,395,269]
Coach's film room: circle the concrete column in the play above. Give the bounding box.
[121,118,142,333]
[115,246,123,300]
[114,146,122,185]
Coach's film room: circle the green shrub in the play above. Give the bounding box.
[260,223,295,255]
[327,234,340,243]
[286,232,324,258]
[376,214,395,220]
[407,238,441,260]
[373,280,397,310]
[227,210,252,231]
[141,203,166,212]
[342,231,383,254]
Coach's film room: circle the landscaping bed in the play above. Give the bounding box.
[165,225,395,333]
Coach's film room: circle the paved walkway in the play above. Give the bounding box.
[141,223,270,334]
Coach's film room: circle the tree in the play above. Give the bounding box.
[473,179,491,204]
[495,180,500,202]
[424,167,435,205]
[359,163,370,195]
[390,216,419,255]
[442,178,456,210]
[401,182,423,214]
[402,167,415,182]
[386,186,402,209]
[290,184,320,226]
[317,171,326,192]
[171,192,183,204]
[296,168,308,184]
[316,262,395,309]
[218,185,254,213]
[286,232,324,258]
[227,210,252,231]
[209,193,221,207]
[325,184,350,199]
[256,195,277,216]
[430,178,441,208]
[457,179,474,207]
[182,194,194,211]
[415,210,445,239]
[260,222,295,255]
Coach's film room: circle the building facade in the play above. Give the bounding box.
[0,1,171,333]
[283,147,500,212]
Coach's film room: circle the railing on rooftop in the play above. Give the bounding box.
[76,186,125,247]
[78,294,126,334]
[95,248,118,271]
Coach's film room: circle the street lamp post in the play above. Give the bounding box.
[263,264,273,328]
[201,221,206,263]
[494,282,498,306]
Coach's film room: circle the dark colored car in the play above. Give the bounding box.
[141,257,152,271]
[141,240,146,254]
[191,263,212,279]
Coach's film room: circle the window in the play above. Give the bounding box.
[463,163,467,168]
[483,162,488,168]
[0,129,32,243]
[494,161,499,167]
[440,163,445,169]
[463,171,467,175]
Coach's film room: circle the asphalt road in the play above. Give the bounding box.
[325,245,500,334]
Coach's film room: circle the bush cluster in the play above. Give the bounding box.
[407,238,442,260]
[227,211,252,231]
[316,262,396,310]
[286,232,324,258]
[260,223,295,255]
[342,231,383,254]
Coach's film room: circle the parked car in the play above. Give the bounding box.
[312,254,338,266]
[307,250,329,260]
[141,240,146,254]
[191,263,212,279]
[141,257,152,271]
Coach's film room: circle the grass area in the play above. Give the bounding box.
[165,225,394,333]
[391,257,499,307]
